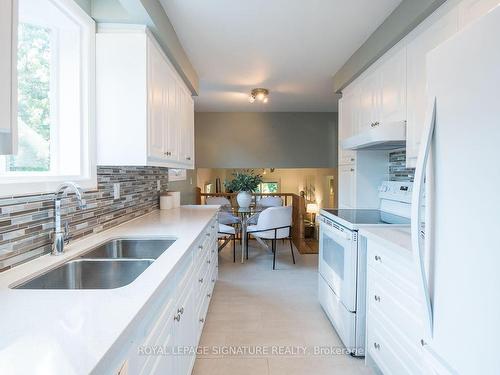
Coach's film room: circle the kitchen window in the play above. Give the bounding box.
[0,0,96,196]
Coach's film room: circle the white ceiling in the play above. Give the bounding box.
[160,0,401,112]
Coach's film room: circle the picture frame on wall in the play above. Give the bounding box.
[168,169,187,182]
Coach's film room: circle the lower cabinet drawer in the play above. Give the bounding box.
[367,266,424,351]
[367,240,417,296]
[367,310,422,375]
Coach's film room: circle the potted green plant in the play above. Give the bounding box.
[224,171,263,208]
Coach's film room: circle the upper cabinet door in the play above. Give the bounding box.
[338,165,356,209]
[179,93,194,167]
[338,94,357,165]
[147,39,165,160]
[0,0,18,155]
[358,72,380,134]
[379,47,407,124]
[406,8,458,166]
[187,97,194,166]
[164,76,180,162]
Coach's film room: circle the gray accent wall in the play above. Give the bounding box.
[333,0,447,92]
[195,112,338,168]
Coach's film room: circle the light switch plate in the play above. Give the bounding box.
[113,183,120,200]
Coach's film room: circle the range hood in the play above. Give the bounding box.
[342,121,406,150]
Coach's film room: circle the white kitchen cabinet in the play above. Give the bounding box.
[338,95,357,165]
[179,94,195,165]
[147,37,167,161]
[126,217,218,375]
[163,74,180,163]
[338,165,356,209]
[0,0,17,155]
[357,72,380,134]
[365,239,424,375]
[338,151,388,209]
[96,25,195,169]
[352,46,406,136]
[405,7,459,168]
[379,48,407,125]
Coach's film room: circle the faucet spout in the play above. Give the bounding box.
[52,182,87,255]
[55,182,87,209]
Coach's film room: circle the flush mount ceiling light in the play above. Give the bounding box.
[248,88,269,103]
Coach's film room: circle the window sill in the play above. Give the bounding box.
[0,174,97,198]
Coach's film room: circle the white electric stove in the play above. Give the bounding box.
[318,181,412,356]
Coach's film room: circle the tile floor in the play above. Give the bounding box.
[192,240,374,375]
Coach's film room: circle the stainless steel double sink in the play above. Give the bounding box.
[13,239,175,290]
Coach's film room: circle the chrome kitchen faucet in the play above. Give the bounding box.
[52,182,87,255]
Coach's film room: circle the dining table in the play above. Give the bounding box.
[222,206,263,263]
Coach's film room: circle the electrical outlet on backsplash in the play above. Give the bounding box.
[0,166,169,272]
[389,150,415,182]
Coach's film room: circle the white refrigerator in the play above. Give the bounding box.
[411,5,500,375]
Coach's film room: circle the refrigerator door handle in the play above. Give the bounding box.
[411,96,436,339]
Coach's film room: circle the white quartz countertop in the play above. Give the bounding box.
[0,206,218,375]
[359,226,412,254]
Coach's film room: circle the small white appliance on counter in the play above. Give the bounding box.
[318,181,412,356]
[411,6,500,374]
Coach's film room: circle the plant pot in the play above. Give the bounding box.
[236,191,252,208]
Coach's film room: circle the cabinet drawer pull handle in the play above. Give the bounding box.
[186,156,191,160]
[211,279,215,283]
[207,293,211,298]
[374,255,381,262]
[373,342,380,350]
[199,318,205,323]
[350,168,355,172]
[177,307,184,315]
[374,295,381,302]
[174,314,181,322]
[198,245,203,250]
[211,225,215,229]
[207,260,211,264]
[199,278,204,283]
[206,233,211,237]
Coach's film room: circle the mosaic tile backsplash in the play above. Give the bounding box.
[389,150,415,182]
[0,166,168,272]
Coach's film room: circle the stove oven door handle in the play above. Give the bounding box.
[321,218,351,241]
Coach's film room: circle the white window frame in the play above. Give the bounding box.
[0,0,96,197]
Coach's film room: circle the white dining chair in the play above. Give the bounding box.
[256,196,283,208]
[248,196,283,227]
[206,196,240,225]
[218,223,237,262]
[206,196,240,259]
[246,206,295,269]
[206,196,231,206]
